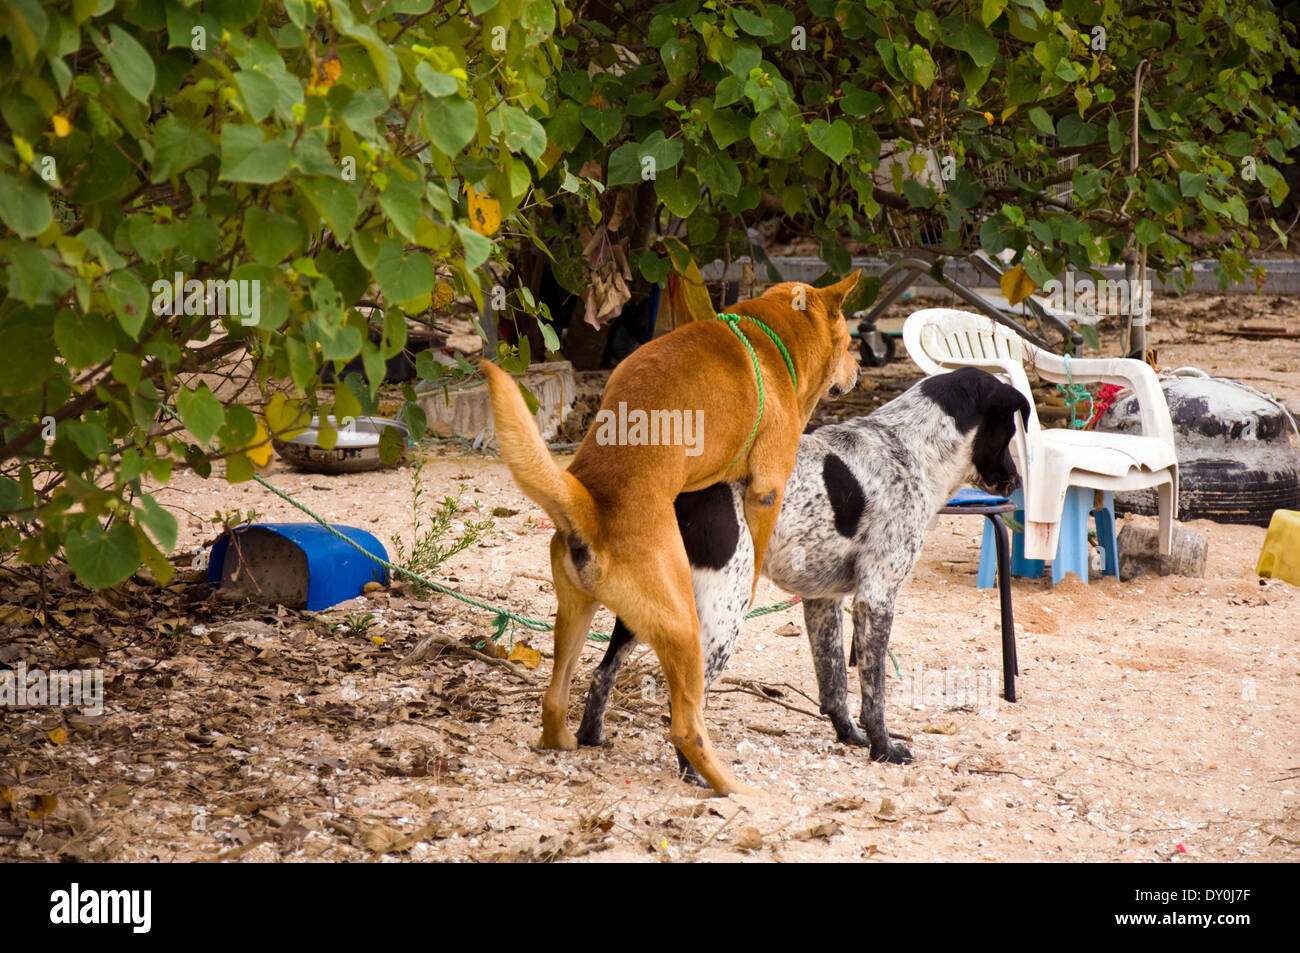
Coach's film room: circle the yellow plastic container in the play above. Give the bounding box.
[1257,510,1300,586]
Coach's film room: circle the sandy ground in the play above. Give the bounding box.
[2,293,1299,862]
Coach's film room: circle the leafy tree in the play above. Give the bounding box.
[543,0,1299,307]
[0,0,578,587]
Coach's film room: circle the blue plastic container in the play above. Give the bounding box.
[208,523,389,611]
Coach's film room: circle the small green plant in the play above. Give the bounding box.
[332,613,376,638]
[212,509,258,534]
[390,461,495,597]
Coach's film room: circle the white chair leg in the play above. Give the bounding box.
[1157,475,1175,556]
[1024,519,1061,562]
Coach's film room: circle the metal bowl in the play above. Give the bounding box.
[272,415,409,474]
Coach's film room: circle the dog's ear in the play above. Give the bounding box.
[816,271,860,312]
[996,383,1031,428]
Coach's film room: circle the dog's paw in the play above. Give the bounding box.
[833,724,871,747]
[575,727,605,747]
[539,728,578,750]
[678,763,711,789]
[872,741,913,765]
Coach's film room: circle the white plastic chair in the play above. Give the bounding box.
[903,308,1178,562]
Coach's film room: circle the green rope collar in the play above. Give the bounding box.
[716,312,798,473]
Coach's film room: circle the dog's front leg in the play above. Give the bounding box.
[851,595,913,764]
[741,479,784,599]
[802,597,870,746]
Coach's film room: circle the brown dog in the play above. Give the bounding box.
[482,275,860,794]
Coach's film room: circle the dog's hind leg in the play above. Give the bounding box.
[576,619,637,747]
[541,533,599,751]
[802,597,870,747]
[613,535,760,796]
[851,592,913,764]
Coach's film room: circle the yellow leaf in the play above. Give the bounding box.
[507,643,541,669]
[27,793,57,819]
[466,184,501,236]
[999,262,1037,307]
[245,422,273,467]
[1001,105,1019,123]
[371,635,386,646]
[46,727,68,745]
[52,114,71,138]
[666,257,715,325]
[14,135,34,165]
[319,59,342,90]
[265,393,309,442]
[433,282,456,309]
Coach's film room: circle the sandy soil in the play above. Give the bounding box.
[2,293,1299,863]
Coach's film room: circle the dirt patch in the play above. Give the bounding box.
[2,292,1299,862]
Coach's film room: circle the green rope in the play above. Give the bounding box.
[1056,353,1093,430]
[716,312,798,473]
[162,406,799,644]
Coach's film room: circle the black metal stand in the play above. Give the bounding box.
[939,499,1020,702]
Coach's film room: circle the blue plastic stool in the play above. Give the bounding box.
[977,487,1119,587]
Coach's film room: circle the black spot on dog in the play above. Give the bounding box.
[673,483,739,571]
[823,454,865,538]
[567,534,591,571]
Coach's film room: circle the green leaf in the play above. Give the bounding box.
[414,62,459,97]
[106,271,150,338]
[750,110,791,158]
[1027,107,1055,137]
[150,115,216,183]
[1056,115,1096,147]
[425,97,478,156]
[235,69,279,122]
[373,239,436,303]
[656,168,700,217]
[731,9,773,36]
[100,25,155,104]
[245,207,306,265]
[0,307,56,395]
[298,176,359,238]
[580,105,622,145]
[176,384,225,446]
[709,108,750,149]
[54,308,117,368]
[808,119,854,164]
[661,37,696,81]
[0,172,52,238]
[1145,180,1180,216]
[134,492,179,551]
[502,105,547,161]
[453,222,493,270]
[65,522,141,589]
[220,125,291,183]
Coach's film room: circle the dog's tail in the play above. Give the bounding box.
[481,361,598,543]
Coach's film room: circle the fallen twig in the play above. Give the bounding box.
[402,632,530,682]
[710,686,822,720]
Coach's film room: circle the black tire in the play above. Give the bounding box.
[1114,458,1300,527]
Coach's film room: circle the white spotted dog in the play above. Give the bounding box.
[577,366,1028,779]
